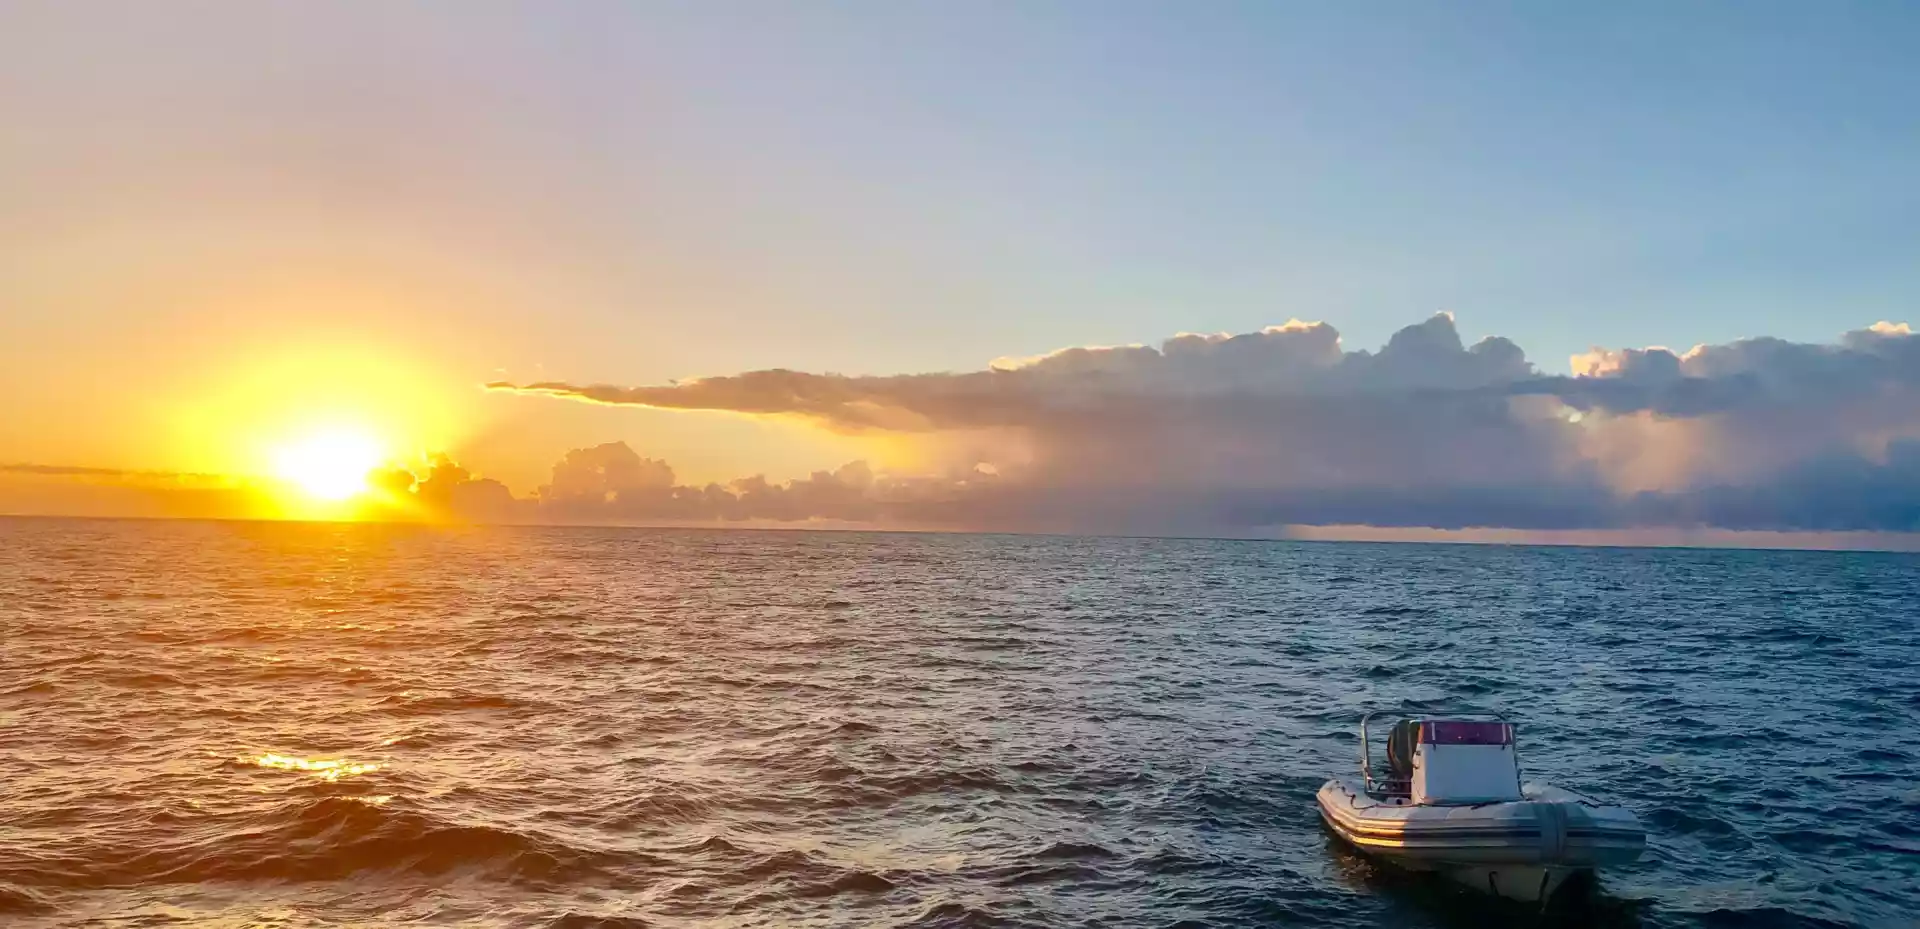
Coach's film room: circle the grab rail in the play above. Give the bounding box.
[1358,710,1411,795]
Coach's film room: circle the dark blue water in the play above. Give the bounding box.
[1,518,1915,928]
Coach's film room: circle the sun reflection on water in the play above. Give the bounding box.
[248,753,382,782]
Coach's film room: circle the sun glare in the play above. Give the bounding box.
[272,428,386,501]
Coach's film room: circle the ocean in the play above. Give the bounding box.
[1,518,1914,928]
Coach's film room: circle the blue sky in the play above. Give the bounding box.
[533,0,1920,372]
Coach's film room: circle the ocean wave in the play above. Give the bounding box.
[372,692,536,715]
[968,859,1107,887]
[899,901,1041,928]
[860,767,1024,798]
[590,791,723,828]
[1647,807,1745,837]
[0,680,59,699]
[4,521,1914,927]
[1022,841,1116,860]
[1679,906,1857,929]
[546,914,654,929]
[0,884,56,915]
[4,797,626,889]
[791,868,898,898]
[1360,605,1438,616]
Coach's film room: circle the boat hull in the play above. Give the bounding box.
[1317,777,1644,902]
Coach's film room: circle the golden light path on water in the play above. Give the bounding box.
[247,753,384,783]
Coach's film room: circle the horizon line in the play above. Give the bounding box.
[3,511,1916,556]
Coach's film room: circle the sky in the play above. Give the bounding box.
[3,2,1919,542]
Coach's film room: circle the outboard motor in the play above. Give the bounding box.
[1386,719,1418,789]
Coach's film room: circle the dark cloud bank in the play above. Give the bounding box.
[370,447,957,528]
[453,315,1920,534]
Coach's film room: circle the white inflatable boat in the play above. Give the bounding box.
[1317,712,1645,903]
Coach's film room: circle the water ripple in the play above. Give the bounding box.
[0,519,1914,928]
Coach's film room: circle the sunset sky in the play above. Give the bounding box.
[4,3,1919,541]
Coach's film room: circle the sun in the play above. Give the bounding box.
[271,427,387,501]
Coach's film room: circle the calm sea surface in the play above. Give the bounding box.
[1,518,1915,929]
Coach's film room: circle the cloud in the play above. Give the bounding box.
[490,314,1920,534]
[518,441,984,525]
[0,463,227,483]
[0,463,258,520]
[489,315,1535,431]
[12,315,1918,536]
[0,446,977,529]
[1,463,137,477]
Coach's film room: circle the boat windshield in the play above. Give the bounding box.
[1420,720,1513,745]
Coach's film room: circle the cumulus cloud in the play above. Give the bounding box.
[489,315,1535,431]
[364,457,527,524]
[524,442,985,525]
[358,441,977,527]
[488,314,1920,534]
